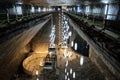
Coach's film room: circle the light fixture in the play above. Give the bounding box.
[67,72,69,76]
[77,5,82,13]
[65,68,67,73]
[16,6,22,15]
[36,69,38,75]
[38,7,41,12]
[36,78,39,80]
[65,75,67,79]
[101,0,111,4]
[69,31,72,36]
[68,77,70,80]
[104,4,108,15]
[61,14,70,48]
[71,41,73,47]
[43,8,47,12]
[73,72,75,78]
[74,43,77,50]
[80,56,84,66]
[65,60,68,67]
[70,68,72,74]
[49,25,56,48]
[31,6,35,13]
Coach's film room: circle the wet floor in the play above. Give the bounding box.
[56,48,105,80]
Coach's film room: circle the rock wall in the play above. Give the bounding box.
[0,19,49,80]
[89,46,118,80]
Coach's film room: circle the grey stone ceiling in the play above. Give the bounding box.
[0,0,119,6]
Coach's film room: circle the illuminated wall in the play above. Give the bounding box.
[9,5,23,15]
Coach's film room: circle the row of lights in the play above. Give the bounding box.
[8,5,56,15]
[64,59,76,80]
[61,14,76,80]
[71,41,84,66]
[61,13,72,48]
[49,25,56,48]
[61,13,85,80]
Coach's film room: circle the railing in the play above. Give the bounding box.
[65,12,120,63]
[0,12,51,44]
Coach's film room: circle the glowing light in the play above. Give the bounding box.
[68,78,70,80]
[65,60,68,67]
[31,6,35,13]
[101,0,112,4]
[65,75,67,79]
[104,4,108,15]
[64,51,72,58]
[38,7,41,12]
[74,43,77,50]
[36,78,39,80]
[67,72,69,76]
[93,7,101,14]
[13,6,22,15]
[43,8,47,12]
[65,20,68,24]
[80,56,84,66]
[16,6,22,15]
[77,6,82,12]
[48,8,53,11]
[73,72,75,78]
[49,25,56,46]
[107,4,119,20]
[61,15,70,48]
[71,41,73,47]
[70,68,72,74]
[36,69,38,75]
[65,68,67,73]
[85,6,90,14]
[69,31,72,36]
[58,8,61,11]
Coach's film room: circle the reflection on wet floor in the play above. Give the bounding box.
[56,48,105,80]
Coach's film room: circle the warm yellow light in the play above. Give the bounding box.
[23,53,48,76]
